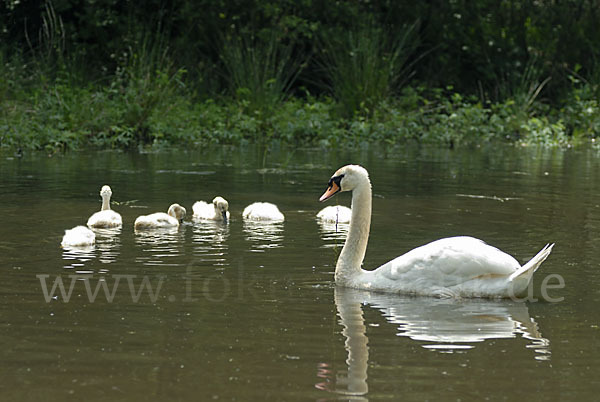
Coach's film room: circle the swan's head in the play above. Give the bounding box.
[320,165,369,202]
[167,203,187,222]
[100,185,113,199]
[212,196,229,222]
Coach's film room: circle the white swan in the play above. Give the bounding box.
[61,225,95,247]
[134,204,186,229]
[192,196,230,222]
[319,165,554,298]
[87,185,122,228]
[242,202,284,221]
[317,205,352,223]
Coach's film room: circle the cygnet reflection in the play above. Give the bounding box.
[91,227,122,265]
[318,219,350,249]
[134,225,186,266]
[191,220,230,268]
[243,220,284,252]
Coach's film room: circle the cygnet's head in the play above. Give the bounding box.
[100,185,113,199]
[167,203,187,221]
[319,165,370,202]
[212,196,229,222]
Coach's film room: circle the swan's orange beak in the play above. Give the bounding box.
[319,181,340,202]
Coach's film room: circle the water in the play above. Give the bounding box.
[1,144,600,400]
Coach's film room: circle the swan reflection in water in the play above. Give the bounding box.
[134,225,186,266]
[191,220,230,268]
[62,244,96,271]
[316,287,551,397]
[62,227,122,273]
[92,227,122,265]
[242,220,284,252]
[317,219,349,249]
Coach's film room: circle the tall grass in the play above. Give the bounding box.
[319,21,418,118]
[219,31,303,116]
[107,29,186,146]
[24,0,66,82]
[493,56,551,113]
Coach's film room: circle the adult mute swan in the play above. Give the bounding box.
[317,205,352,223]
[87,185,122,228]
[193,196,230,222]
[242,202,284,221]
[61,225,95,247]
[319,165,554,298]
[134,204,186,229]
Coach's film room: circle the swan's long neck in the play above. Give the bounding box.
[101,195,111,211]
[336,179,372,286]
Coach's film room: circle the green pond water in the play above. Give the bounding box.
[1,144,599,401]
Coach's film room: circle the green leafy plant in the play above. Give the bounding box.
[556,71,600,141]
[519,117,567,146]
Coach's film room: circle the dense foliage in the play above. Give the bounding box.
[2,0,600,151]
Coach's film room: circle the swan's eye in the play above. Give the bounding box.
[328,174,344,189]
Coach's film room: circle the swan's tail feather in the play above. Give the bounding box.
[509,243,554,282]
